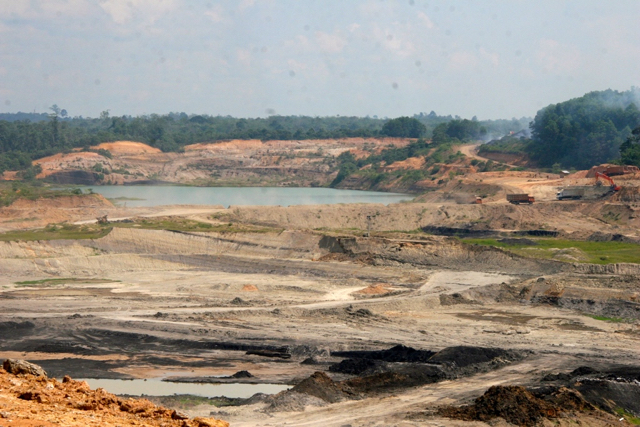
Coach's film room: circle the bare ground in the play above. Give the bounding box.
[1,207,639,426]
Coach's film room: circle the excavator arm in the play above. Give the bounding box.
[595,172,621,191]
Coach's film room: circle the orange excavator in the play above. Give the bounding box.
[595,172,622,191]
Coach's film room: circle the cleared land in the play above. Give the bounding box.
[1,141,640,426]
[1,197,639,426]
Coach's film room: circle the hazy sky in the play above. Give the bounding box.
[1,0,639,119]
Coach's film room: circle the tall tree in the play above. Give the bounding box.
[380,117,426,138]
[620,126,640,166]
[529,89,640,168]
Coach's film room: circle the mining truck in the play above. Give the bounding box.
[556,187,584,200]
[507,194,535,205]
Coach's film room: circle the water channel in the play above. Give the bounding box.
[77,378,290,398]
[83,185,411,207]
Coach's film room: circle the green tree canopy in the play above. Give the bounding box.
[529,88,640,169]
[380,117,426,138]
[620,126,640,167]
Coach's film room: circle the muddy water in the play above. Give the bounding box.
[83,185,411,207]
[78,378,290,398]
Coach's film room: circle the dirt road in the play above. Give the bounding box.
[457,142,486,162]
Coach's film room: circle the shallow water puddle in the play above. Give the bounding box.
[77,378,290,398]
[82,185,411,207]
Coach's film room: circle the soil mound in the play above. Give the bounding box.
[571,366,600,377]
[428,346,514,368]
[343,371,413,394]
[327,345,522,394]
[438,385,588,427]
[439,385,553,426]
[231,370,253,378]
[343,366,444,392]
[290,371,356,403]
[439,292,479,306]
[92,141,162,154]
[329,358,385,375]
[575,379,640,417]
[332,344,436,363]
[587,232,636,242]
[263,391,327,412]
[356,283,391,295]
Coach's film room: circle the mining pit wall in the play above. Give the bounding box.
[572,262,640,276]
[321,235,568,275]
[0,253,190,277]
[90,227,325,259]
[1,228,636,279]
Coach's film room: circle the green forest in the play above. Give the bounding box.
[2,87,640,177]
[528,89,640,169]
[0,109,527,175]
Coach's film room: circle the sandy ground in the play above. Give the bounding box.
[456,143,486,162]
[1,206,639,426]
[1,159,640,426]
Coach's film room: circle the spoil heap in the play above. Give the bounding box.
[438,385,601,427]
[0,359,228,427]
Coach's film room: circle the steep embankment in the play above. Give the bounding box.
[320,234,567,275]
[220,201,640,238]
[0,194,115,231]
[0,227,562,279]
[27,138,416,187]
[0,227,325,278]
[92,227,325,260]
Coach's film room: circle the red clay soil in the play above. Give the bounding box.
[91,141,162,154]
[0,364,228,427]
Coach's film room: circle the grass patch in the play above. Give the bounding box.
[0,182,92,207]
[113,218,281,234]
[3,217,38,223]
[0,217,282,242]
[616,408,640,425]
[148,394,243,409]
[462,238,640,265]
[173,395,212,407]
[171,395,241,408]
[588,315,627,323]
[0,224,111,242]
[14,278,119,287]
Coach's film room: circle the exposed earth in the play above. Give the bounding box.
[0,358,229,426]
[1,140,640,426]
[29,138,414,188]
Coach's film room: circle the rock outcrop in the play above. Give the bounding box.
[3,359,47,377]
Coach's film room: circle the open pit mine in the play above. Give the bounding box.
[1,142,640,426]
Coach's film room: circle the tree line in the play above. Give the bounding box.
[0,110,529,175]
[4,88,639,177]
[620,126,640,166]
